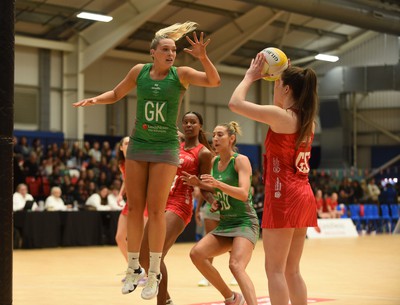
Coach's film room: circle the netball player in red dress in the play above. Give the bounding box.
[139,111,213,305]
[115,136,130,263]
[229,53,319,305]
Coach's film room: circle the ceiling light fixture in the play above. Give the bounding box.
[315,54,339,62]
[77,12,113,22]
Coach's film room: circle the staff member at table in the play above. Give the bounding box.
[13,183,38,211]
[85,185,113,211]
[45,186,71,211]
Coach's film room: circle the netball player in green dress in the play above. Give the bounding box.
[73,21,220,300]
[183,121,259,305]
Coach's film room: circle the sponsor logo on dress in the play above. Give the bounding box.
[272,157,280,173]
[151,83,161,96]
[274,177,281,198]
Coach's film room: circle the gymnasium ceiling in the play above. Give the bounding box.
[15,0,400,71]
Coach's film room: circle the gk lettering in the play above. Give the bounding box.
[145,101,166,122]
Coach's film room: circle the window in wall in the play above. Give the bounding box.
[14,87,39,129]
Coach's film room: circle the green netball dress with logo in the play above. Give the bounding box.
[211,153,260,245]
[127,63,186,166]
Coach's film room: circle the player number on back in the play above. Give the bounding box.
[295,151,310,174]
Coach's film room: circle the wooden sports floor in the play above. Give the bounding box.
[13,234,400,305]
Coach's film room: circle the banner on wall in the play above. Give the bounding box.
[307,219,359,239]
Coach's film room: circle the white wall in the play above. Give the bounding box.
[14,33,400,155]
[15,46,38,86]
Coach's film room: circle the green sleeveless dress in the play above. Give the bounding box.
[126,63,186,166]
[211,153,260,245]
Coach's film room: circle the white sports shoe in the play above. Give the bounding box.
[121,267,145,294]
[198,277,210,287]
[137,276,148,287]
[141,272,162,300]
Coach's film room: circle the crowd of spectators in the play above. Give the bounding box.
[310,172,399,207]
[12,135,398,219]
[13,136,124,211]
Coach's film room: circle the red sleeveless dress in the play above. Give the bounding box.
[261,129,317,228]
[166,142,204,225]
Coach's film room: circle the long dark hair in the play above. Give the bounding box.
[182,111,214,153]
[281,66,319,148]
[117,136,128,167]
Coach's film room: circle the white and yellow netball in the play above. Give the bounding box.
[261,47,288,81]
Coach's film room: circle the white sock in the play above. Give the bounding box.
[148,252,162,275]
[127,252,140,270]
[225,294,235,302]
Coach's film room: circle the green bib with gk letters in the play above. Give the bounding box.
[132,63,186,151]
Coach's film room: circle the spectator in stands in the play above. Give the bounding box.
[111,141,120,160]
[85,185,112,211]
[76,148,89,169]
[338,177,354,205]
[13,183,38,211]
[61,175,76,206]
[13,136,21,155]
[15,136,31,159]
[86,158,100,178]
[351,179,364,203]
[98,171,111,188]
[366,178,381,204]
[111,178,122,193]
[109,162,122,183]
[23,151,40,177]
[31,138,44,161]
[89,141,102,162]
[87,181,98,196]
[48,142,60,159]
[101,141,113,162]
[380,182,397,204]
[48,164,63,187]
[74,178,89,206]
[360,179,369,203]
[45,186,70,211]
[325,192,343,218]
[41,152,54,176]
[57,147,68,166]
[13,153,25,192]
[78,170,88,183]
[70,141,80,158]
[315,189,330,219]
[107,185,124,211]
[82,141,91,158]
[61,141,71,156]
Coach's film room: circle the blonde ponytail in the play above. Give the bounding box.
[219,121,242,151]
[150,21,198,49]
